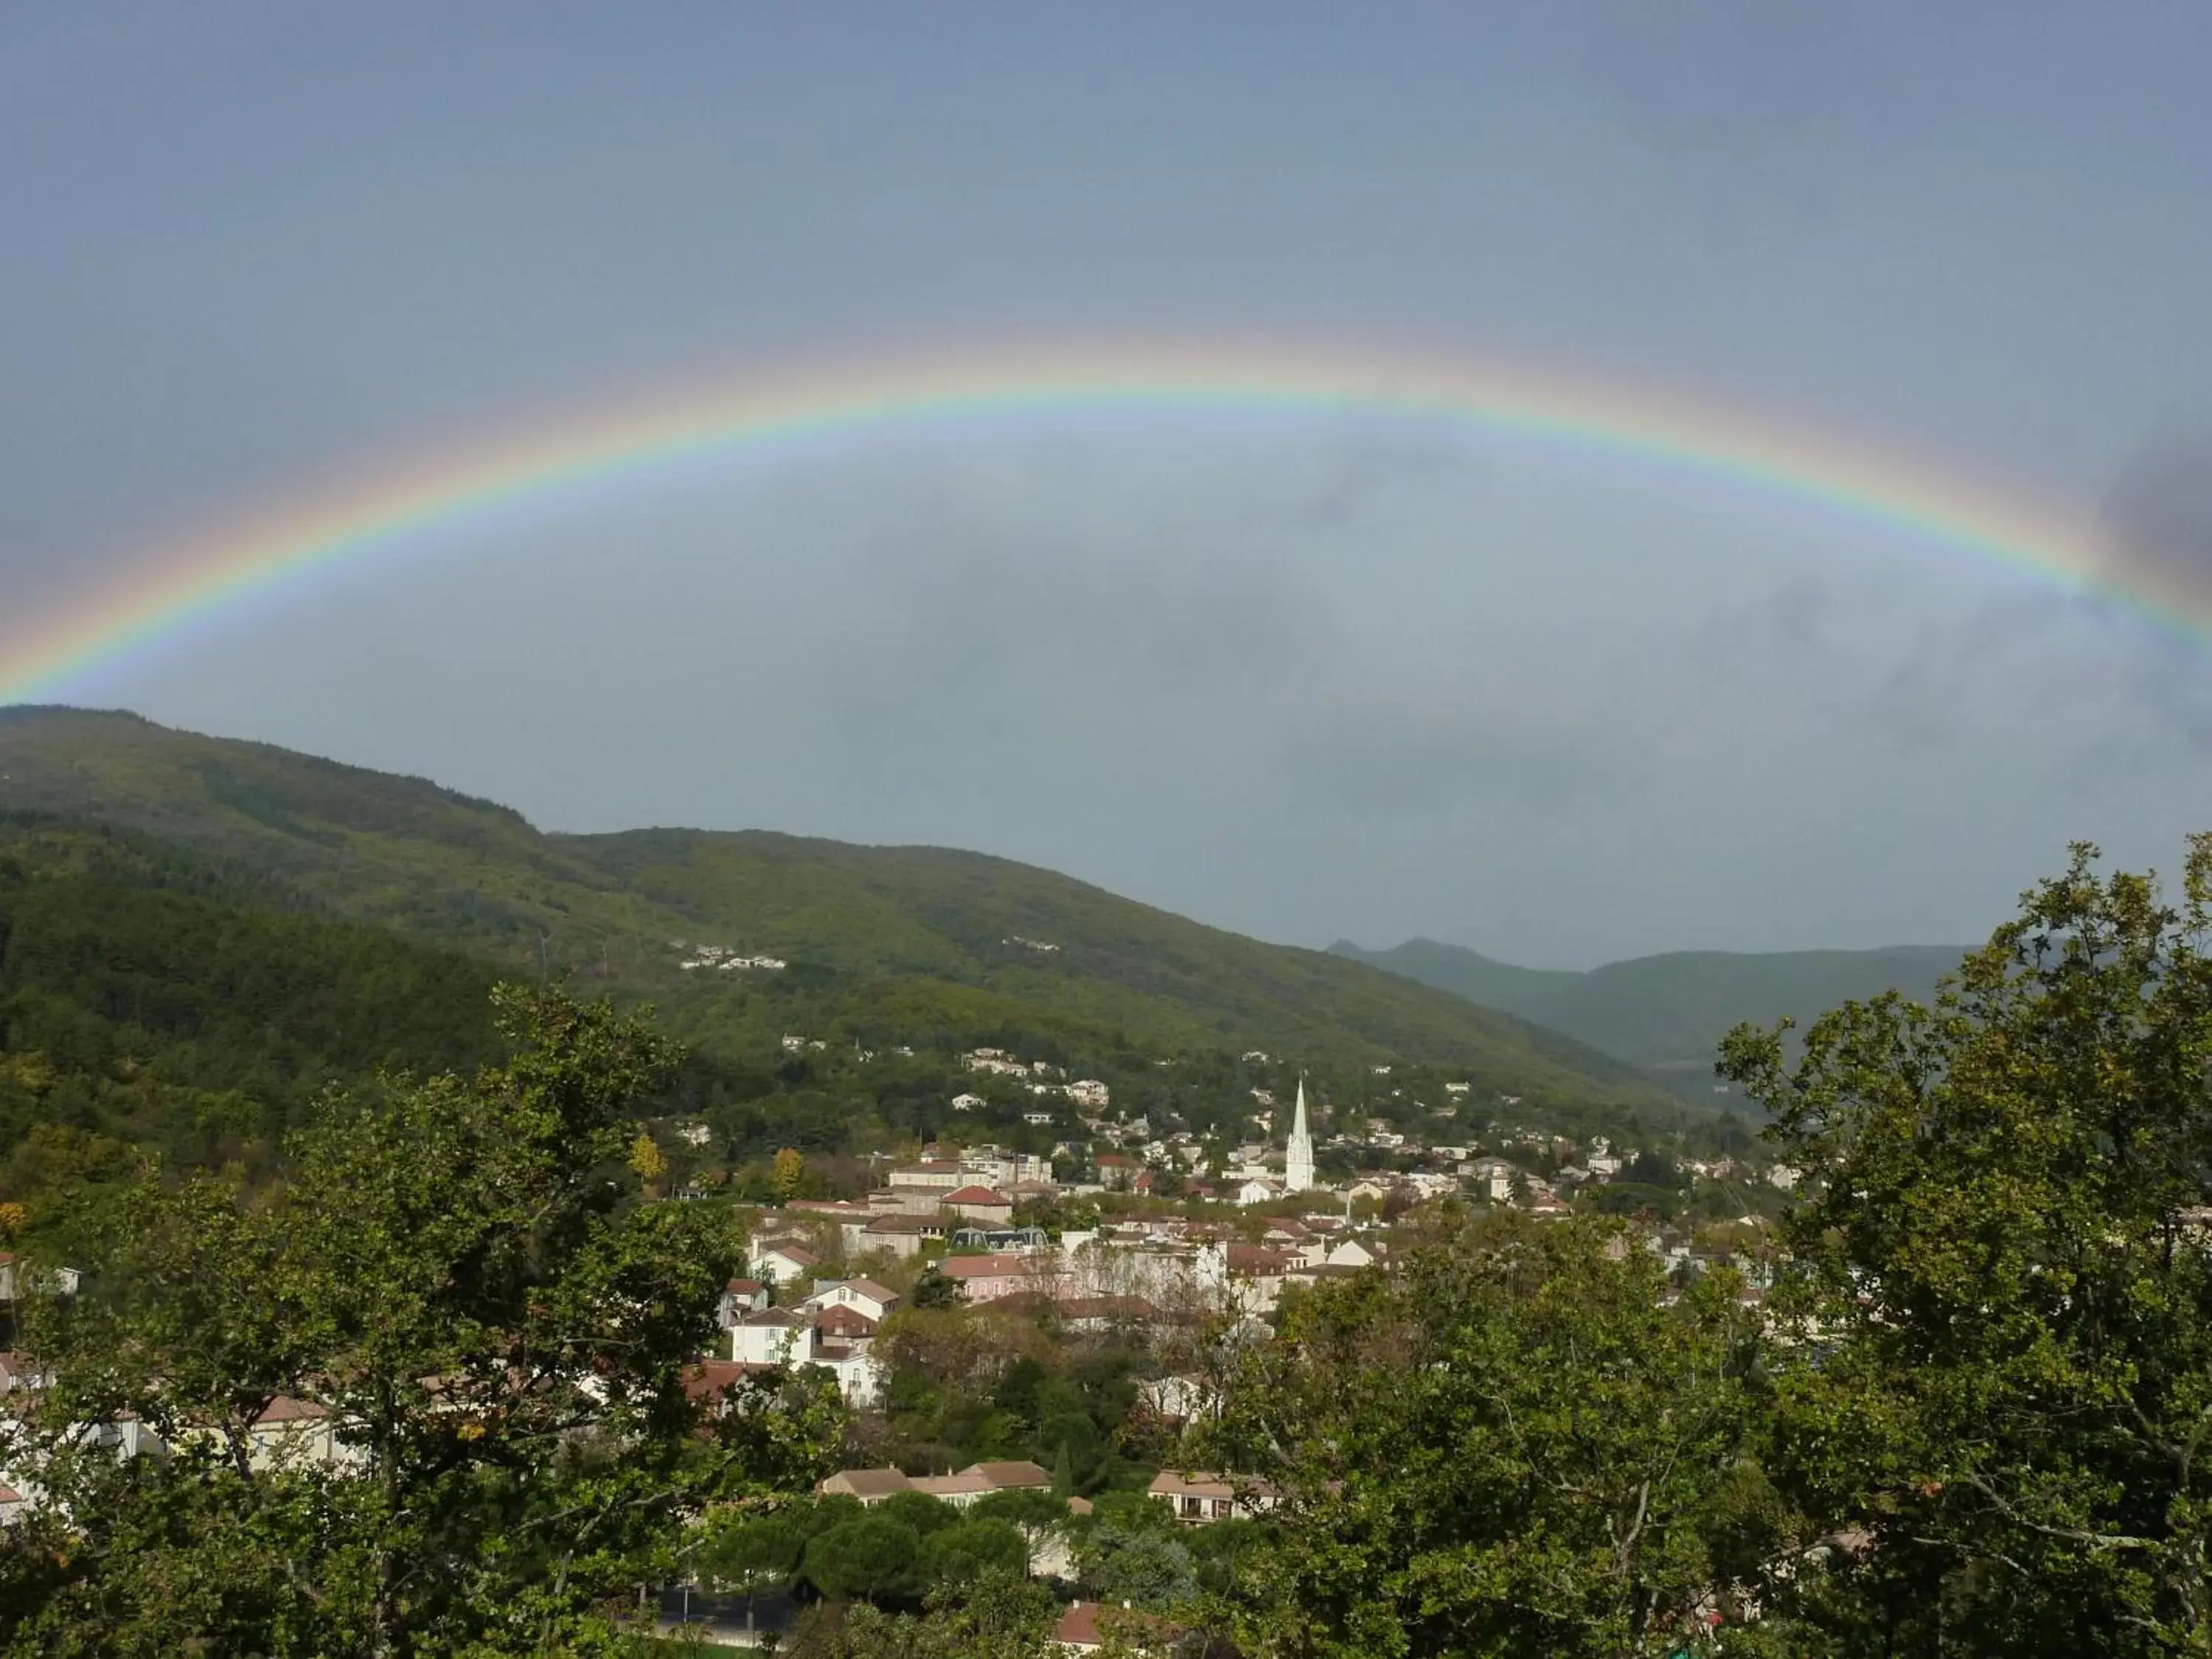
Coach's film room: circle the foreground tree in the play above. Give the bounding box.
[1723,838,2212,1655]
[0,987,841,1657]
[1206,1212,1777,1657]
[782,1567,1058,1658]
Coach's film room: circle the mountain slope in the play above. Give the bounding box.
[0,812,504,1176]
[0,709,1674,1105]
[1325,937,1581,1013]
[1332,935,1966,1076]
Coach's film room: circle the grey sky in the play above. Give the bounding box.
[5,4,2212,966]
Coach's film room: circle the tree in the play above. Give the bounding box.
[774,1146,807,1204]
[908,1266,959,1310]
[696,1509,807,1595]
[0,987,839,1657]
[630,1129,668,1191]
[1720,838,2212,1656]
[919,1518,1029,1586]
[793,1568,1055,1658]
[877,1490,959,1539]
[804,1514,923,1604]
[1076,1519,1197,1610]
[1203,1211,1773,1658]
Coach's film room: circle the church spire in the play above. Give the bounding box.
[1286,1075,1315,1193]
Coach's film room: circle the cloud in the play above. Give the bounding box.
[1573,3,1930,243]
[2103,413,2212,588]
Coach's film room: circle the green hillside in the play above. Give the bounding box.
[0,812,504,1181]
[0,708,1673,1108]
[1332,934,1966,1077]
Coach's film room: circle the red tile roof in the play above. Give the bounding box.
[942,1185,1012,1206]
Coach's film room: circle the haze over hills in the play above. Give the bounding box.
[1330,935,1968,1082]
[0,706,1673,1108]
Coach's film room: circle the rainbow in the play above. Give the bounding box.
[0,344,2169,703]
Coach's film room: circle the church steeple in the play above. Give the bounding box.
[1286,1076,1315,1193]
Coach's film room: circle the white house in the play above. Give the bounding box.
[730,1308,810,1367]
[805,1279,901,1324]
[749,1243,821,1286]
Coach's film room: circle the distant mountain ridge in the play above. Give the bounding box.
[0,708,1675,1108]
[1329,936,1967,1082]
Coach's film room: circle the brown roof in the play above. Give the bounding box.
[911,1470,991,1499]
[1054,1601,1107,1649]
[817,1305,879,1335]
[865,1214,948,1234]
[724,1277,764,1293]
[1053,1601,1170,1652]
[763,1245,820,1266]
[942,1185,1012,1206]
[936,1253,1040,1279]
[1148,1469,1234,1500]
[822,1467,914,1498]
[740,1307,807,1328]
[681,1360,774,1407]
[1225,1245,1295,1274]
[841,1278,900,1304]
[962,1458,1051,1490]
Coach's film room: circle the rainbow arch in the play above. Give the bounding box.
[0,344,2165,702]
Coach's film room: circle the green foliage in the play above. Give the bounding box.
[1075,1519,1197,1610]
[1206,1212,1775,1658]
[0,815,501,1186]
[1721,838,2212,1655]
[804,1515,923,1604]
[918,1518,1029,1585]
[791,1568,1057,1658]
[0,987,843,1656]
[695,1509,807,1594]
[970,1486,1071,1534]
[876,1490,959,1538]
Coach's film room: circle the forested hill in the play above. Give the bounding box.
[0,813,503,1181]
[1330,934,1966,1077]
[0,708,1670,1106]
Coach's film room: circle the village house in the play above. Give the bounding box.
[942,1185,1017,1225]
[849,1213,950,1260]
[805,1279,902,1324]
[715,1278,769,1327]
[936,1253,1071,1304]
[1147,1469,1274,1525]
[248,1397,361,1473]
[748,1242,821,1286]
[818,1459,1052,1510]
[729,1307,811,1367]
[887,1161,968,1194]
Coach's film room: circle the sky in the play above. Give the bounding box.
[4,2,2212,967]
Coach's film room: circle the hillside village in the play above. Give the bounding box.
[684,1034,1792,1437]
